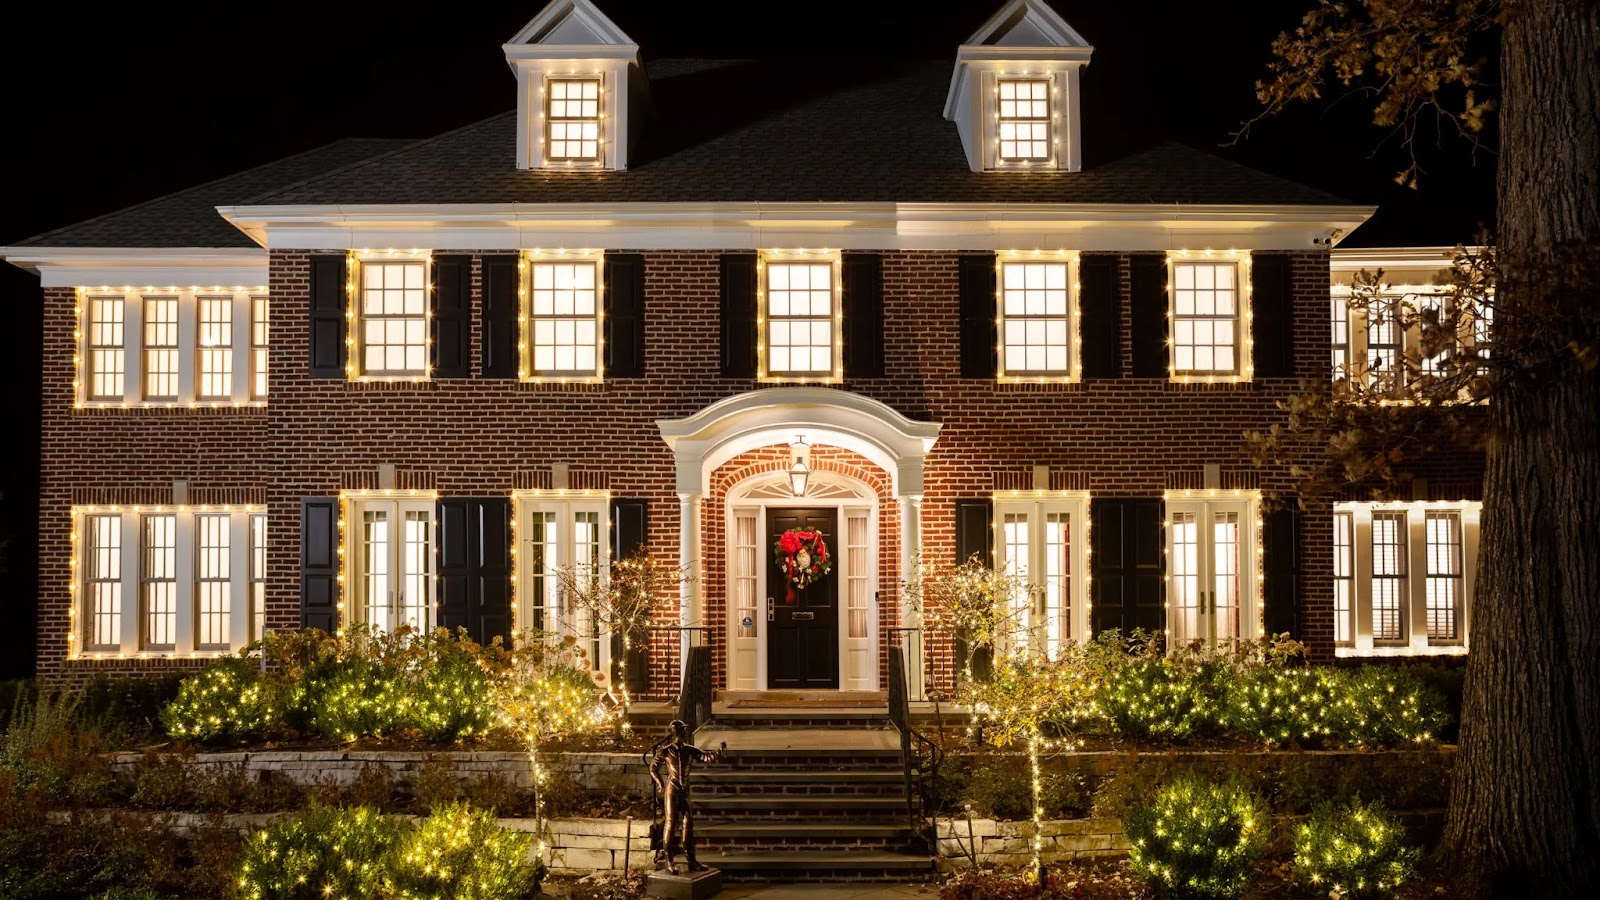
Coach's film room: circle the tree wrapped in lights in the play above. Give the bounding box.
[923,554,1026,683]
[558,548,685,713]
[1124,774,1267,898]
[956,653,1093,882]
[493,634,614,852]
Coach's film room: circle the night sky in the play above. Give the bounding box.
[0,1,1497,678]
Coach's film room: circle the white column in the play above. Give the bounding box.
[899,495,924,700]
[678,492,702,676]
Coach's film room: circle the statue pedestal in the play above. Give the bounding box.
[645,868,723,900]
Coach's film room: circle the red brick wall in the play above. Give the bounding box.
[36,249,1487,684]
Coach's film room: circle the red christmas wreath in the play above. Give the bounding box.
[774,528,832,602]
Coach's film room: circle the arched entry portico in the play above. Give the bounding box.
[657,389,940,693]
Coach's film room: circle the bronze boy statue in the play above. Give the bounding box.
[645,719,725,874]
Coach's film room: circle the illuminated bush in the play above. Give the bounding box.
[160,656,280,743]
[1292,800,1419,897]
[1124,774,1267,898]
[388,802,542,899]
[294,653,411,742]
[407,634,497,743]
[1221,666,1339,747]
[1323,666,1450,747]
[235,805,402,900]
[1098,658,1224,741]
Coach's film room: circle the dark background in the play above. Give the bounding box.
[0,1,1497,678]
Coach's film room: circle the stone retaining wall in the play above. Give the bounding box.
[105,750,652,795]
[936,817,1128,868]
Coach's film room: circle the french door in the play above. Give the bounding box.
[1166,498,1256,649]
[352,499,435,633]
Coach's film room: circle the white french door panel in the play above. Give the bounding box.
[994,496,1089,657]
[729,509,761,691]
[841,511,877,691]
[1165,498,1256,649]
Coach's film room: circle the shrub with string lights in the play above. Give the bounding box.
[1323,666,1450,748]
[160,655,280,743]
[1292,800,1419,897]
[1221,665,1340,747]
[235,804,402,900]
[388,802,542,900]
[1124,774,1267,898]
[406,630,500,743]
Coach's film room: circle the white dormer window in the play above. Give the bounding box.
[505,1,639,172]
[546,77,602,162]
[997,79,1050,161]
[945,0,1093,173]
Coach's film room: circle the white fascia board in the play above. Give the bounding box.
[502,43,639,64]
[0,247,268,288]
[956,46,1094,63]
[1329,246,1476,271]
[216,201,1376,252]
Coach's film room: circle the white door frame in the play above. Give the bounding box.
[725,471,879,691]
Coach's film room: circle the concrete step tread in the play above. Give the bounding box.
[696,822,920,837]
[698,796,906,807]
[693,770,905,783]
[697,851,932,870]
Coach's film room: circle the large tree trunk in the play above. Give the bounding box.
[1441,1,1600,896]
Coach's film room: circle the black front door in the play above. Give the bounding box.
[767,507,839,689]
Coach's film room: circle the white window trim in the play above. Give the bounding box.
[1330,284,1491,402]
[979,68,1066,171]
[757,249,843,384]
[543,74,605,166]
[350,251,433,382]
[993,491,1091,658]
[69,505,264,660]
[344,492,437,635]
[996,251,1081,382]
[1162,490,1263,649]
[518,250,606,383]
[1334,500,1478,657]
[75,287,265,408]
[513,490,611,671]
[1166,250,1253,384]
[533,70,619,171]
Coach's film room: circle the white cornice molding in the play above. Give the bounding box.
[1329,246,1476,271]
[502,43,640,62]
[0,247,268,288]
[216,201,1375,252]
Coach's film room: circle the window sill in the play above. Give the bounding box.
[994,379,1082,392]
[73,402,267,414]
[516,380,606,393]
[758,375,843,386]
[344,378,437,391]
[1334,645,1468,658]
[1164,379,1255,391]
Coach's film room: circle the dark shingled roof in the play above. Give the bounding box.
[249,59,1348,207]
[11,138,415,249]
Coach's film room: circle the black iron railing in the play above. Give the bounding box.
[888,644,942,846]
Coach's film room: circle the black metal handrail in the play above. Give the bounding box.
[887,644,942,849]
[677,645,714,735]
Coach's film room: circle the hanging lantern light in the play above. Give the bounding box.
[789,436,810,497]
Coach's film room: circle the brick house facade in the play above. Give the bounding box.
[6,0,1485,689]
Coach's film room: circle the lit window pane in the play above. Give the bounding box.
[999,262,1071,376]
[197,296,233,399]
[764,261,835,376]
[196,513,231,649]
[359,262,428,376]
[527,261,601,376]
[546,78,602,162]
[996,79,1051,162]
[1172,261,1241,375]
[1425,512,1462,642]
[143,296,179,400]
[1371,512,1407,642]
[85,514,123,649]
[141,514,177,649]
[251,295,269,399]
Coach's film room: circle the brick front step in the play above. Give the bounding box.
[696,851,934,882]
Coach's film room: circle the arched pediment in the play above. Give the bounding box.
[656,388,940,497]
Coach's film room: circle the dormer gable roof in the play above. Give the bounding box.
[964,0,1092,52]
[504,0,638,61]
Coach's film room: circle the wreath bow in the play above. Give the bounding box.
[774,528,832,602]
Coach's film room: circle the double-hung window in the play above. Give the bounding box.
[546,77,602,163]
[1169,254,1251,381]
[758,251,840,382]
[348,495,435,634]
[1333,501,1479,655]
[357,257,430,378]
[516,493,608,669]
[998,256,1077,380]
[524,252,603,379]
[993,494,1089,658]
[73,506,265,658]
[77,289,267,407]
[1164,493,1260,650]
[997,79,1051,162]
[1331,286,1492,398]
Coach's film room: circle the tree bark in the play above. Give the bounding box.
[1442,1,1600,896]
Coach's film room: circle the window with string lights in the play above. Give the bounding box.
[76,288,267,407]
[1332,501,1479,656]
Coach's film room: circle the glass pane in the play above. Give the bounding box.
[1044,512,1070,657]
[735,514,758,638]
[1425,512,1462,642]
[1371,512,1407,641]
[363,509,392,634]
[847,516,868,639]
[1332,512,1353,644]
[1210,511,1240,642]
[196,513,231,648]
[87,514,123,648]
[1170,511,1200,646]
[142,514,177,648]
[400,510,431,630]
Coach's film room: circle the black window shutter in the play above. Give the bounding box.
[842,253,884,378]
[1251,253,1295,378]
[610,498,649,561]
[481,255,520,378]
[1129,255,1169,378]
[1090,497,1165,637]
[1078,253,1121,378]
[604,254,645,379]
[954,498,994,567]
[435,498,512,647]
[719,253,758,378]
[300,497,339,632]
[1261,506,1299,637]
[958,254,997,378]
[309,256,347,378]
[431,255,471,378]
